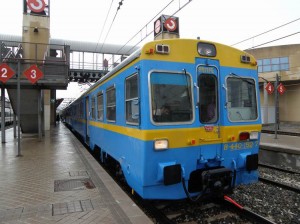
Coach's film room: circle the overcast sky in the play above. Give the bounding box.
[1,0,299,98]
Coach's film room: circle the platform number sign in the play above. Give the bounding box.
[277,83,286,95]
[154,15,179,37]
[27,0,46,13]
[265,82,275,95]
[164,18,177,32]
[0,63,15,83]
[24,65,44,84]
[24,0,48,16]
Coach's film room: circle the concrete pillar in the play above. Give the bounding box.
[50,90,56,126]
[43,90,50,131]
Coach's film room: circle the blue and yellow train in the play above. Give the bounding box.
[62,38,261,200]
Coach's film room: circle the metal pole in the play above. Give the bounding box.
[274,74,279,139]
[1,87,5,143]
[17,60,22,156]
[41,90,45,136]
[13,113,16,138]
[263,82,268,124]
[38,89,42,140]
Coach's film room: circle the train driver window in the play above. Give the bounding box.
[226,77,258,121]
[150,71,193,124]
[106,86,116,122]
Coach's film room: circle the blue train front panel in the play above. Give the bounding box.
[80,39,261,200]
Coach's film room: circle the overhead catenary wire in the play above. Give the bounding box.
[245,31,300,50]
[106,0,192,68]
[98,0,125,54]
[112,0,175,56]
[231,17,300,47]
[94,0,115,52]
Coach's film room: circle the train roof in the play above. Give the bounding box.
[64,38,256,109]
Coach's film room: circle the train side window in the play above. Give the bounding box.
[91,96,96,120]
[125,73,139,125]
[106,86,116,122]
[97,92,104,121]
[80,102,84,118]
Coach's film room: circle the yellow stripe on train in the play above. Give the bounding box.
[88,120,261,149]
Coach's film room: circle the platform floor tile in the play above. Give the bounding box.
[0,125,153,224]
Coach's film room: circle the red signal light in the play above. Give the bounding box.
[239,132,250,141]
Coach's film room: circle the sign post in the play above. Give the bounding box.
[0,63,15,143]
[17,60,22,157]
[1,88,5,143]
[274,74,280,139]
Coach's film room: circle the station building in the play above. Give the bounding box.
[246,44,300,123]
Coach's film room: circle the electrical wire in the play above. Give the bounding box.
[112,0,175,56]
[106,0,192,69]
[98,0,125,54]
[245,31,300,50]
[94,0,115,52]
[231,17,300,47]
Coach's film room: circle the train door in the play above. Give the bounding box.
[197,63,221,144]
[85,97,90,144]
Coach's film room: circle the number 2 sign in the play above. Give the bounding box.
[0,63,15,83]
[23,65,44,84]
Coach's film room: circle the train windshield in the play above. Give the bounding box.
[150,72,193,123]
[226,76,258,121]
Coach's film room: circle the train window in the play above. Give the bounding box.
[97,92,104,121]
[150,72,193,124]
[125,74,139,125]
[91,97,96,120]
[80,102,84,118]
[199,74,218,123]
[106,86,116,122]
[226,77,258,121]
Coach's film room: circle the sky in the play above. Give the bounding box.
[1,0,300,99]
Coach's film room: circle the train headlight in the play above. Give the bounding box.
[154,139,169,150]
[250,131,259,140]
[197,42,216,57]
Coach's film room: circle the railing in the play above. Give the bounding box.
[0,40,70,88]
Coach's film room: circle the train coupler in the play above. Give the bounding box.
[201,167,233,195]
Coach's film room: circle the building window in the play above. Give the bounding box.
[97,92,104,121]
[257,57,289,73]
[125,74,139,125]
[106,86,116,122]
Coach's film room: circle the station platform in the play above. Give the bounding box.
[260,122,300,154]
[0,124,153,224]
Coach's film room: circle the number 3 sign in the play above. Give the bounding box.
[27,0,46,13]
[23,65,44,84]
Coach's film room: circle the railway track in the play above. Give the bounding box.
[259,163,300,194]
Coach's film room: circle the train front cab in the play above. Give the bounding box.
[143,41,261,200]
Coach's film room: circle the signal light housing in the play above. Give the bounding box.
[239,132,250,141]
